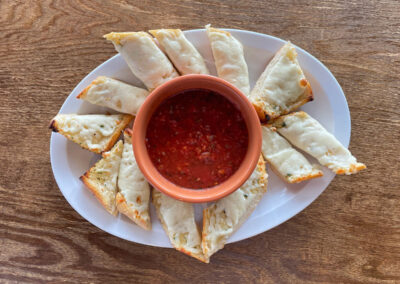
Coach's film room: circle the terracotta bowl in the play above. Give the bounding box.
[132,74,261,203]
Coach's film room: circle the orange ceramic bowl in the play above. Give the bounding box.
[132,74,261,203]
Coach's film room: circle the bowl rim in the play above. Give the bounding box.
[132,74,262,203]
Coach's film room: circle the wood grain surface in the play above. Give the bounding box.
[0,0,399,283]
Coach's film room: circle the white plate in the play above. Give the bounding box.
[50,29,350,247]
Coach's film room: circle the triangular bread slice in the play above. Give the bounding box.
[261,125,323,183]
[202,155,268,260]
[205,24,250,95]
[250,42,313,121]
[50,114,133,154]
[77,76,149,115]
[149,29,209,75]
[80,140,123,216]
[273,111,366,175]
[104,32,178,91]
[152,189,208,263]
[116,129,151,230]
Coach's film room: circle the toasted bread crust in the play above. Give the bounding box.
[49,114,133,154]
[254,78,313,122]
[77,76,108,99]
[103,32,150,45]
[201,207,212,258]
[80,141,123,216]
[268,162,323,183]
[335,162,366,175]
[116,129,151,229]
[177,247,209,263]
[253,103,270,122]
[279,81,313,116]
[272,111,366,175]
[287,171,323,183]
[251,42,313,122]
[49,119,58,132]
[260,125,323,183]
[76,82,93,99]
[102,114,133,153]
[205,25,231,36]
[80,174,118,216]
[201,156,267,259]
[152,189,208,263]
[270,111,305,126]
[116,192,151,230]
[149,29,181,37]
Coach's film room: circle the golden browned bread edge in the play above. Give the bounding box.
[201,156,267,259]
[49,114,133,154]
[102,114,134,153]
[265,158,323,183]
[205,24,232,37]
[272,111,366,175]
[152,189,209,263]
[201,206,213,259]
[335,163,366,175]
[76,82,94,99]
[148,29,182,38]
[270,111,306,127]
[49,117,101,154]
[116,128,151,229]
[282,80,313,116]
[259,126,323,183]
[116,192,151,230]
[80,174,118,216]
[254,80,313,122]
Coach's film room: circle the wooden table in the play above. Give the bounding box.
[1,0,399,283]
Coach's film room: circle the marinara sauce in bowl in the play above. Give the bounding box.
[133,74,261,203]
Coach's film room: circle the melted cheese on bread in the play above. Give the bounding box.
[152,189,207,263]
[250,42,313,121]
[273,111,366,174]
[80,140,123,216]
[202,156,268,259]
[206,25,250,95]
[50,114,133,153]
[149,29,209,75]
[104,32,178,91]
[116,130,151,230]
[261,125,323,183]
[77,76,149,115]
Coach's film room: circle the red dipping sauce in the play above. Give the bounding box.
[145,89,249,189]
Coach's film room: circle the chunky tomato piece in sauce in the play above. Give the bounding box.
[146,89,248,189]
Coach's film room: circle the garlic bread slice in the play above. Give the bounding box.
[116,130,151,230]
[104,32,178,91]
[250,42,313,121]
[77,76,149,115]
[205,24,250,95]
[152,189,207,263]
[49,114,133,154]
[202,156,268,260]
[80,140,123,216]
[261,125,323,183]
[149,29,209,75]
[273,111,366,175]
